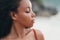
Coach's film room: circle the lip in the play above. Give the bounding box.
[32,19,35,23]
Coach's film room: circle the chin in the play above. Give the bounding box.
[25,25,33,29]
[25,23,34,29]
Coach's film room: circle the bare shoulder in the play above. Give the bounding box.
[34,29,44,40]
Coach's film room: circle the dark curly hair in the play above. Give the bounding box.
[0,0,21,38]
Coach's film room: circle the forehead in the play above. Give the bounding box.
[20,0,32,9]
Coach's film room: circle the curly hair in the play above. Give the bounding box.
[0,0,21,38]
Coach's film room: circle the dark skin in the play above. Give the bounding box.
[1,0,44,40]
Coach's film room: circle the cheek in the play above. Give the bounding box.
[23,17,33,27]
[17,13,33,27]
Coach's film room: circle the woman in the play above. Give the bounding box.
[0,0,44,40]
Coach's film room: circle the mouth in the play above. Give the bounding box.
[32,19,35,23]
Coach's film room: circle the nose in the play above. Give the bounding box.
[31,12,36,17]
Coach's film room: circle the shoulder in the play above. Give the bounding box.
[34,29,44,40]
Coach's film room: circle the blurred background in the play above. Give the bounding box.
[30,0,60,40]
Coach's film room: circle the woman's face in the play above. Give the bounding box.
[13,0,36,28]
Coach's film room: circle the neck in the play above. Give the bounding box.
[10,21,26,38]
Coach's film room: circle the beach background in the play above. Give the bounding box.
[31,0,60,40]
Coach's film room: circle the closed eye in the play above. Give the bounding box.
[25,11,30,13]
[25,7,30,13]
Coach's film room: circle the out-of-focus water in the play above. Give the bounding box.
[43,0,60,12]
[32,0,60,40]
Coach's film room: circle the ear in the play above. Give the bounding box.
[10,12,17,21]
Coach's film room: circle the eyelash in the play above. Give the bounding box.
[25,11,30,13]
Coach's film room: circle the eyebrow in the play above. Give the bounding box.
[26,6,32,9]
